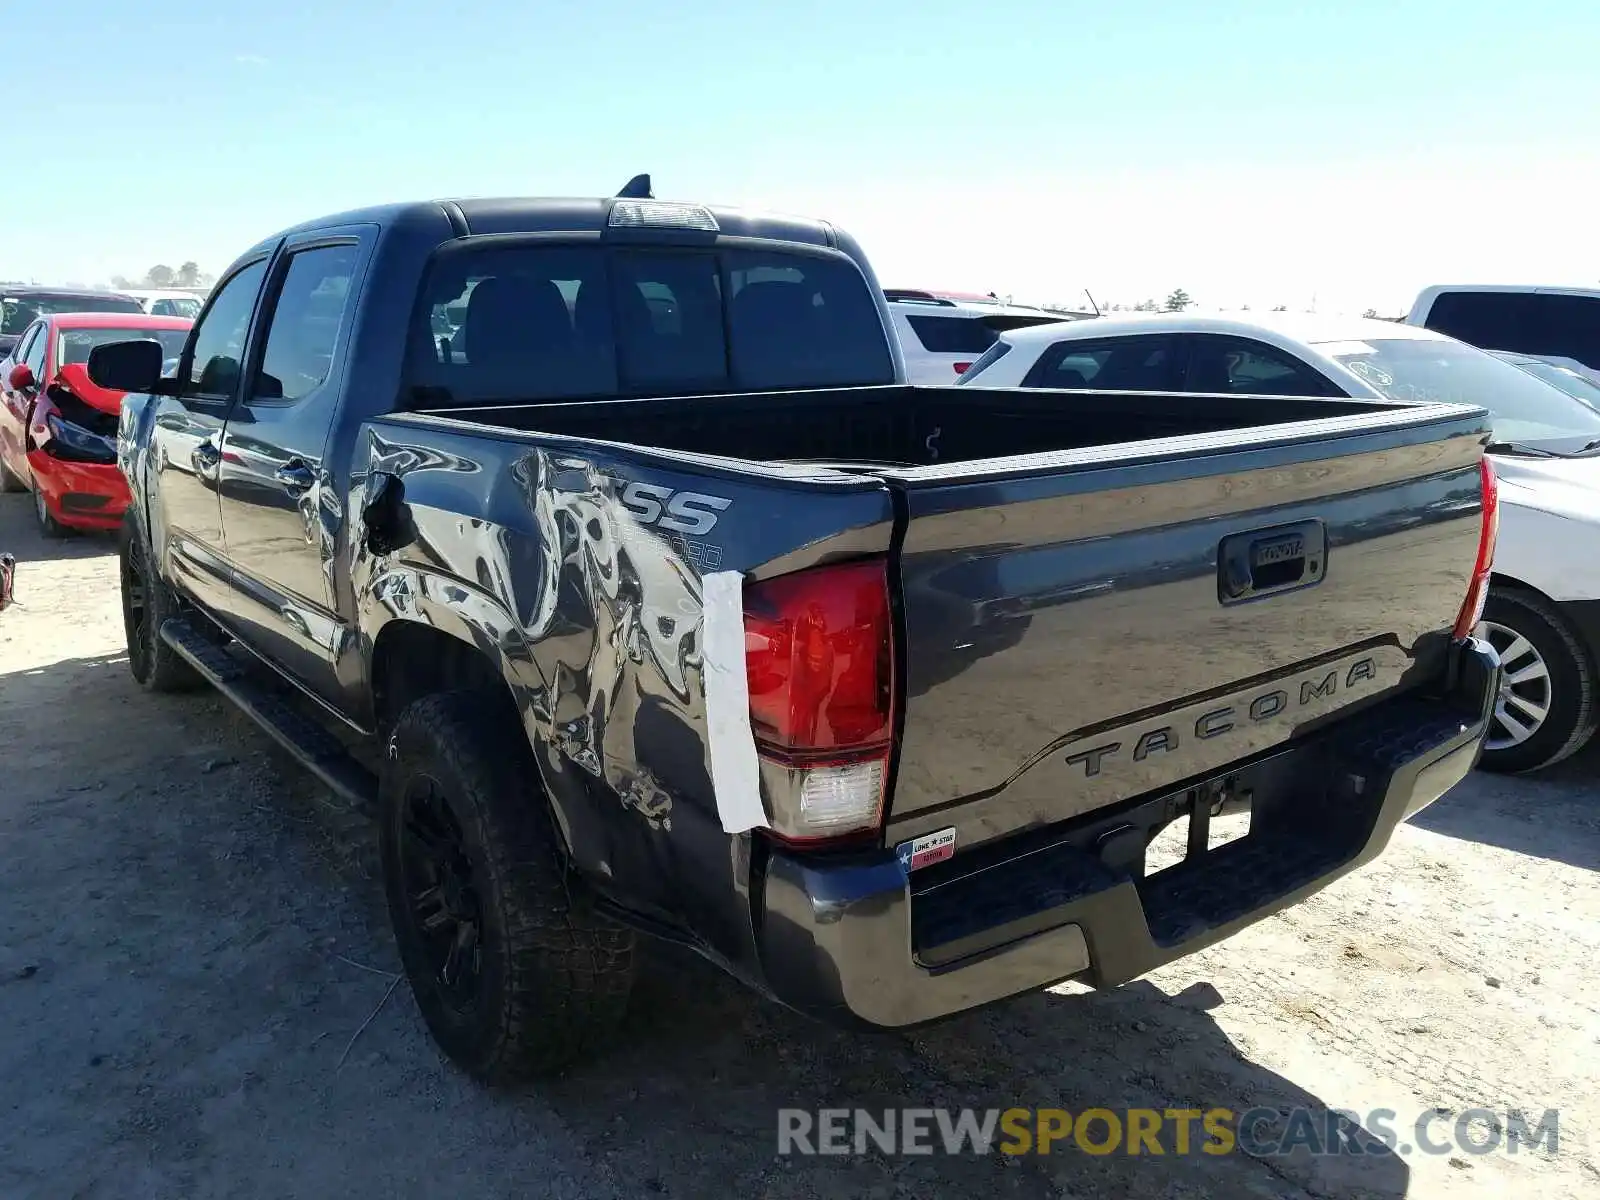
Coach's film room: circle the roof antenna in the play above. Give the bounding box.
[1083,288,1101,317]
[616,174,653,199]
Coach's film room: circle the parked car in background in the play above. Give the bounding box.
[0,312,191,535]
[1407,285,1600,387]
[93,186,1495,1082]
[883,288,1067,382]
[0,287,144,357]
[962,311,1600,774]
[120,289,205,319]
[1491,349,1600,411]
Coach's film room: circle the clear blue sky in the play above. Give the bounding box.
[7,0,1597,312]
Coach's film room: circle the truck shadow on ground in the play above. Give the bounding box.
[1408,743,1600,872]
[1,651,1409,1200]
[541,944,1411,1198]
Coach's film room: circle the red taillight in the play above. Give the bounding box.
[952,361,973,375]
[744,559,895,843]
[1452,456,1499,641]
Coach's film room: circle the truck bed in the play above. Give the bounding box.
[416,383,1401,470]
[392,382,1490,859]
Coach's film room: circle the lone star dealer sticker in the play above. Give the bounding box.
[897,827,957,873]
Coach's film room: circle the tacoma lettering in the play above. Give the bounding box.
[1301,671,1338,704]
[1063,656,1382,779]
[1065,742,1121,778]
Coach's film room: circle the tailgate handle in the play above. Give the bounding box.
[1218,520,1327,604]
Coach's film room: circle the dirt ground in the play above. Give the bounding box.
[2,496,1596,1200]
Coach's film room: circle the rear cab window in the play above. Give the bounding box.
[1424,291,1600,370]
[407,243,895,404]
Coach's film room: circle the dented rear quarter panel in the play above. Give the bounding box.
[349,414,895,965]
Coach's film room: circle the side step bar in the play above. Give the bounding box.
[160,618,377,814]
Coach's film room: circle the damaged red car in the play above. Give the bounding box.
[0,313,191,536]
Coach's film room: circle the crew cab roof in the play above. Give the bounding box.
[252,197,841,252]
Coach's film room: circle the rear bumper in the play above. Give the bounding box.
[755,636,1498,1030]
[26,452,129,530]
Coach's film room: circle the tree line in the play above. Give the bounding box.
[110,263,214,290]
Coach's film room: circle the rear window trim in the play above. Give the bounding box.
[402,236,893,408]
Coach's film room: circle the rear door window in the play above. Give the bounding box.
[410,244,894,403]
[1021,335,1179,391]
[1183,336,1341,397]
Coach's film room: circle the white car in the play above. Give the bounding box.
[1491,350,1600,412]
[1408,284,1600,388]
[962,311,1600,774]
[883,289,1068,384]
[119,289,205,319]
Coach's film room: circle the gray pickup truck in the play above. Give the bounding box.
[91,180,1500,1083]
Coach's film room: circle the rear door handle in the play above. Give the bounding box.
[274,461,315,493]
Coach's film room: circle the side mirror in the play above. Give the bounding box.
[87,338,165,394]
[6,362,34,392]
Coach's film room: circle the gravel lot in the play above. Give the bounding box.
[1,495,1596,1200]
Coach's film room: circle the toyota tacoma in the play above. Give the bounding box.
[91,178,1501,1083]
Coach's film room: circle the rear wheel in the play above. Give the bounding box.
[119,513,200,692]
[1474,588,1598,773]
[0,456,22,493]
[33,485,68,539]
[380,691,635,1083]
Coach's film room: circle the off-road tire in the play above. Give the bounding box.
[380,691,635,1083]
[118,512,200,692]
[1476,587,1598,774]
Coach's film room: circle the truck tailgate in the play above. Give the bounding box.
[881,404,1490,849]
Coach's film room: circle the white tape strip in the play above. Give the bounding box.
[701,570,767,834]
